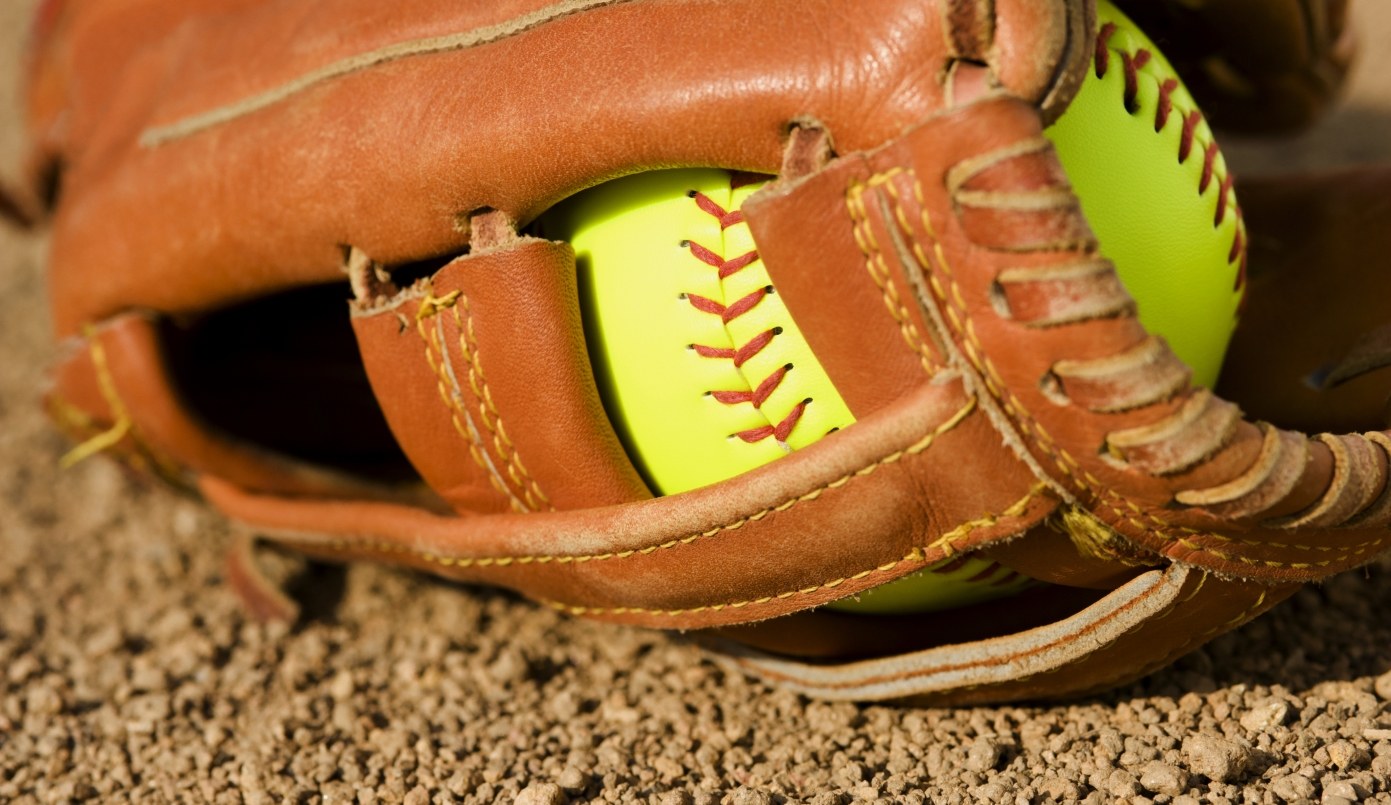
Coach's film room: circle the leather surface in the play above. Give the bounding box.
[199,378,1058,628]
[35,0,1093,337]
[351,238,652,515]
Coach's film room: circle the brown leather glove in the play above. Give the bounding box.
[22,0,1390,704]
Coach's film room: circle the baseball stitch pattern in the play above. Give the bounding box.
[1095,21,1248,291]
[683,179,807,445]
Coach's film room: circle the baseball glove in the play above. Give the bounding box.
[16,0,1391,704]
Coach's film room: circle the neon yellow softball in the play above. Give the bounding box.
[540,0,1245,614]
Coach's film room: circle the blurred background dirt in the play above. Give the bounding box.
[3,3,1391,804]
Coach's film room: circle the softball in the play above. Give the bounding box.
[1047,0,1246,389]
[538,0,1244,615]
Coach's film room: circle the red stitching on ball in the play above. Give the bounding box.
[686,239,759,278]
[733,400,807,444]
[1214,173,1235,225]
[1198,141,1219,194]
[1230,223,1248,295]
[1155,78,1178,131]
[710,364,789,408]
[966,561,1002,584]
[684,182,804,445]
[1096,22,1151,112]
[686,288,768,324]
[991,570,1023,587]
[692,192,746,230]
[1178,111,1201,163]
[1120,49,1151,112]
[1094,19,1246,290]
[692,330,776,367]
[1094,22,1116,78]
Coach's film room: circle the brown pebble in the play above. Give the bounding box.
[1239,699,1291,733]
[1326,740,1370,770]
[1139,761,1188,796]
[1374,671,1391,702]
[1039,775,1081,801]
[329,670,355,700]
[1322,779,1362,802]
[1105,769,1140,798]
[556,767,588,794]
[1270,774,1316,803]
[729,788,774,805]
[966,737,1004,772]
[515,782,567,805]
[1181,735,1250,783]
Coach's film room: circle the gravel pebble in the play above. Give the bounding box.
[1138,761,1187,796]
[729,788,773,805]
[1180,736,1250,783]
[1321,779,1361,802]
[1373,671,1391,701]
[966,737,1004,772]
[1271,774,1317,804]
[1326,740,1370,770]
[1240,699,1291,732]
[515,782,567,805]
[557,767,589,793]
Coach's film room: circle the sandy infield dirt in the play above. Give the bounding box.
[3,4,1391,804]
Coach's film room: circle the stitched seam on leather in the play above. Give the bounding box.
[58,330,134,469]
[415,289,526,513]
[733,567,1186,694]
[266,395,982,567]
[956,573,1275,699]
[140,0,635,146]
[1066,578,1276,699]
[846,183,942,377]
[1094,21,1247,290]
[686,184,805,445]
[1167,534,1383,571]
[540,482,1047,617]
[894,165,1179,536]
[889,165,1354,570]
[50,391,126,465]
[448,292,555,512]
[54,332,184,482]
[859,167,1089,503]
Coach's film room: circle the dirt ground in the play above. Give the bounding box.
[4,4,1391,804]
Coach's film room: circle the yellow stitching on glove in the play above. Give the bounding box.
[542,482,1047,618]
[59,331,134,470]
[266,395,987,568]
